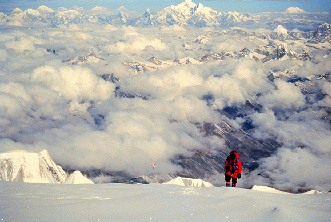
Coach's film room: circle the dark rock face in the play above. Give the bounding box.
[172,121,281,179]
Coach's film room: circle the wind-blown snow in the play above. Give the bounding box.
[0,181,329,221]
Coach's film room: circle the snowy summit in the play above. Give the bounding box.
[285,7,306,14]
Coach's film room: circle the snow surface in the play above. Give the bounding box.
[0,181,329,222]
[0,0,331,194]
[164,176,213,187]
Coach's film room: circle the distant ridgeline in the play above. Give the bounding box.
[0,0,330,31]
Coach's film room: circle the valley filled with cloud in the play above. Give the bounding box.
[0,0,331,192]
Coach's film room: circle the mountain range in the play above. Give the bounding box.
[0,0,330,30]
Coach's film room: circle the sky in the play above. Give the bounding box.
[0,0,330,14]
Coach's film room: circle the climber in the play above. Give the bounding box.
[224,151,242,187]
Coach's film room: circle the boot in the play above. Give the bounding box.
[226,182,231,187]
[232,183,236,187]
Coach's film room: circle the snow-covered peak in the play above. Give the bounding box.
[164,0,198,17]
[37,5,54,13]
[164,177,213,187]
[314,23,331,35]
[227,11,247,22]
[178,0,197,9]
[270,25,288,40]
[195,3,217,17]
[274,25,288,35]
[0,149,67,184]
[26,8,41,16]
[116,6,129,13]
[92,6,107,11]
[12,8,23,14]
[285,7,306,14]
[64,171,94,184]
[308,23,331,43]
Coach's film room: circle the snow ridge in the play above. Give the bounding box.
[0,1,250,28]
[164,177,214,187]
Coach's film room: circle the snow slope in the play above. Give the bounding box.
[0,181,329,221]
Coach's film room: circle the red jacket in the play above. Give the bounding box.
[224,151,242,175]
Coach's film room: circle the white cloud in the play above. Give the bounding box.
[161,24,186,32]
[0,49,8,61]
[31,65,115,102]
[104,29,167,54]
[0,7,330,192]
[258,79,306,110]
[249,148,331,192]
[5,38,35,52]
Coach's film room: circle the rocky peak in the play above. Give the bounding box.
[308,23,331,43]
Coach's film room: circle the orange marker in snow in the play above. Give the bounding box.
[153,163,156,178]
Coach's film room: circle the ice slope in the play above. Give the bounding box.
[0,181,329,222]
[0,150,67,183]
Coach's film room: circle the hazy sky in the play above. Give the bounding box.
[0,0,330,14]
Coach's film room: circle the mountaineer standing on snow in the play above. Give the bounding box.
[224,151,242,187]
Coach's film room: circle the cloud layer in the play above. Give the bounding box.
[0,5,331,191]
